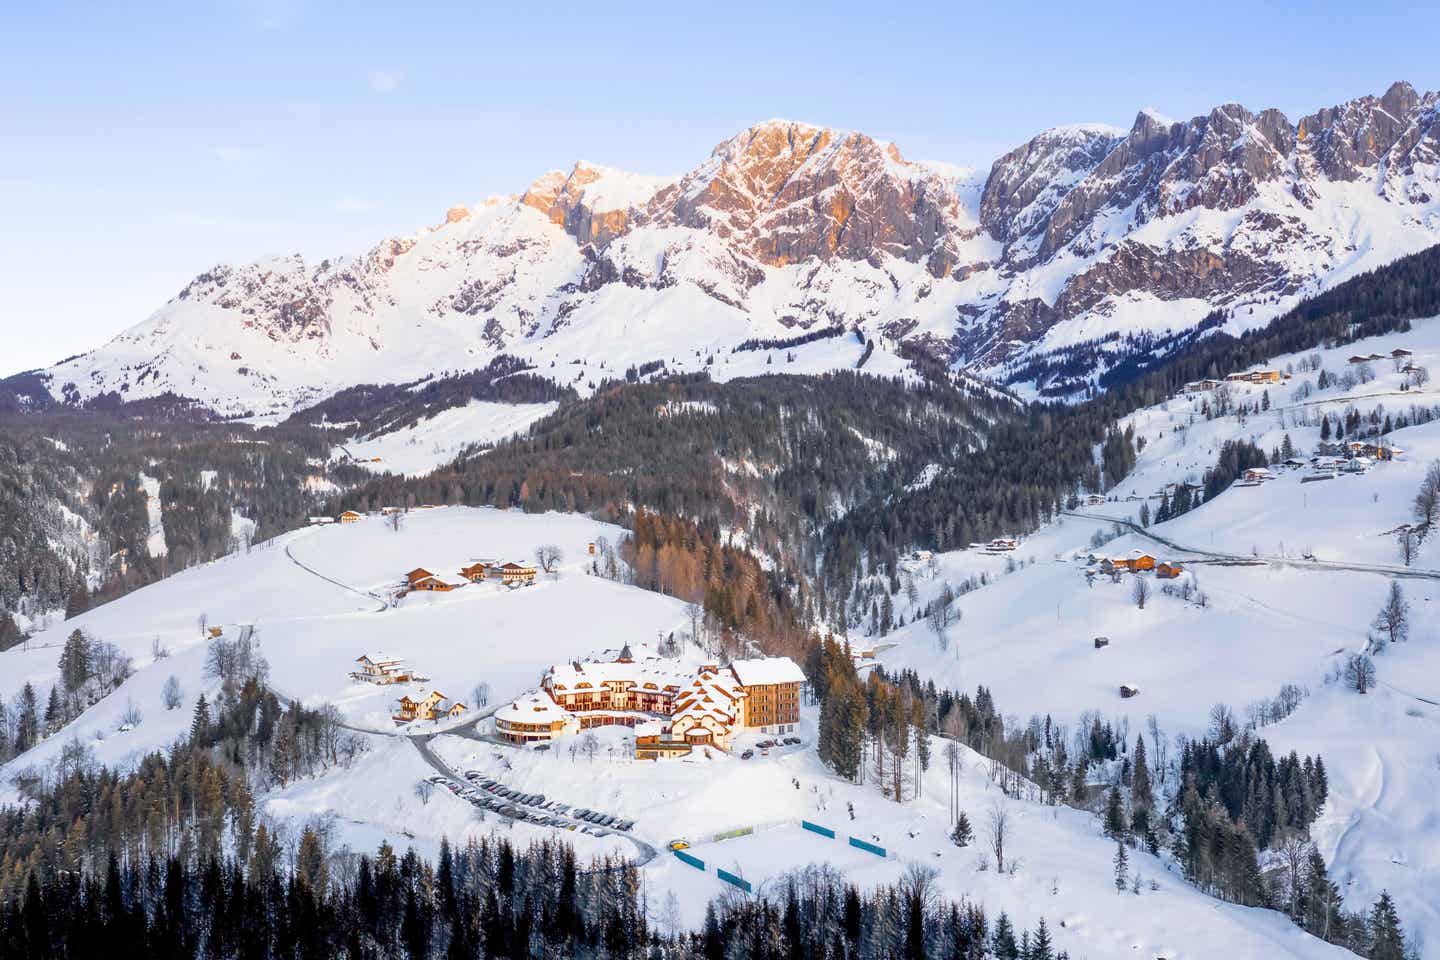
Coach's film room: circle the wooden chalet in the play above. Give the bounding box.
[394,690,451,723]
[338,510,362,523]
[353,653,412,685]
[1119,683,1141,699]
[1156,561,1184,579]
[491,561,537,586]
[1182,379,1223,394]
[1391,348,1413,359]
[1084,493,1106,506]
[458,561,490,582]
[406,566,464,592]
[1131,553,1156,572]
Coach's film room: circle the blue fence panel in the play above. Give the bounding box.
[716,868,752,893]
[847,836,886,858]
[801,820,836,839]
[673,850,705,871]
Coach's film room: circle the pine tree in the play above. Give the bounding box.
[15,681,39,752]
[991,912,1019,960]
[1366,891,1406,960]
[1104,785,1127,839]
[1131,734,1153,812]
[951,811,973,847]
[189,694,211,745]
[1031,917,1055,960]
[1113,840,1129,893]
[44,685,64,735]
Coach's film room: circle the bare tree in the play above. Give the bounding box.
[944,741,963,825]
[387,511,405,533]
[1275,833,1311,919]
[471,681,490,709]
[1371,580,1410,646]
[1344,653,1376,694]
[1131,576,1151,610]
[118,698,143,729]
[579,731,600,763]
[1208,702,1236,744]
[1396,527,1418,566]
[413,779,435,806]
[1413,459,1440,540]
[151,635,169,661]
[986,799,1009,873]
[161,675,183,710]
[197,613,209,637]
[684,601,703,650]
[535,544,564,574]
[1145,714,1168,785]
[927,584,957,651]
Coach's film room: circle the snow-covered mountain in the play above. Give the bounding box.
[26,82,1440,415]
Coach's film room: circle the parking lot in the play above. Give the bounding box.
[424,771,638,837]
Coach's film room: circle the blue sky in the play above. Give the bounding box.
[1,0,1437,376]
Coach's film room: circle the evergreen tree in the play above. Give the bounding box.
[1104,785,1127,839]
[1113,840,1129,893]
[189,694,210,745]
[44,685,64,735]
[1030,917,1055,960]
[14,681,38,753]
[1131,734,1153,812]
[1366,891,1406,960]
[951,811,973,847]
[991,912,1019,960]
[59,628,93,695]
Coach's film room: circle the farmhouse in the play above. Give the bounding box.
[1084,493,1106,506]
[1182,379,1223,394]
[988,537,1018,551]
[1242,467,1274,483]
[495,649,807,752]
[1120,683,1141,699]
[490,561,537,586]
[338,510,362,523]
[307,516,336,525]
[351,653,413,685]
[458,561,492,582]
[1392,348,1413,359]
[394,690,465,724]
[1225,370,1284,384]
[405,567,465,592]
[1156,561,1184,579]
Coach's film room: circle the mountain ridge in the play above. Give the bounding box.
[15,81,1440,416]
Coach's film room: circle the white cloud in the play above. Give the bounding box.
[367,69,404,94]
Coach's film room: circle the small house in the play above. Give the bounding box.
[307,516,336,525]
[458,561,490,582]
[338,510,362,523]
[1084,493,1107,506]
[1156,561,1184,579]
[1391,348,1413,359]
[406,567,435,588]
[1131,553,1157,572]
[1093,636,1110,649]
[1182,379,1222,394]
[1119,683,1141,699]
[1242,467,1273,483]
[1347,355,1369,365]
[988,537,1018,552]
[490,561,538,586]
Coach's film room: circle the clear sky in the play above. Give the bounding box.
[1,0,1437,376]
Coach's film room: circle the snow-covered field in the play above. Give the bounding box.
[340,399,559,478]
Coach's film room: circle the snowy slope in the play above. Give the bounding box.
[24,83,1440,416]
[339,399,560,478]
[876,318,1440,954]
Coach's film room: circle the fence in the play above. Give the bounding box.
[716,868,752,893]
[711,825,755,842]
[673,850,705,871]
[801,820,836,839]
[847,836,887,858]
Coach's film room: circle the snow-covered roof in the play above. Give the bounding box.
[359,652,404,665]
[545,656,685,693]
[496,695,568,723]
[728,657,806,686]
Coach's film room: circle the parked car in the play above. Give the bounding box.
[668,839,691,851]
[741,749,754,760]
[757,740,775,749]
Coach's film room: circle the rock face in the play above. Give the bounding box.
[29,82,1440,413]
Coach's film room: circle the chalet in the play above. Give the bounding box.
[1084,493,1106,506]
[352,653,412,685]
[1242,467,1274,483]
[1093,636,1110,649]
[1392,348,1413,359]
[394,690,452,724]
[1316,441,1347,457]
[730,657,806,734]
[1156,561,1184,579]
[307,516,336,525]
[496,650,806,750]
[338,510,363,523]
[1233,369,1283,384]
[1130,553,1157,572]
[1346,441,1403,461]
[988,537,1018,552]
[1119,683,1141,699]
[458,561,490,582]
[1341,457,1372,475]
[910,549,934,562]
[1182,379,1223,394]
[1101,557,1132,574]
[490,561,537,586]
[405,565,464,592]
[1347,355,1370,365]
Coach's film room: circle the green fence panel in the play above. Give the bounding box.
[716,868,752,893]
[673,850,705,870]
[801,820,836,839]
[847,836,886,857]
